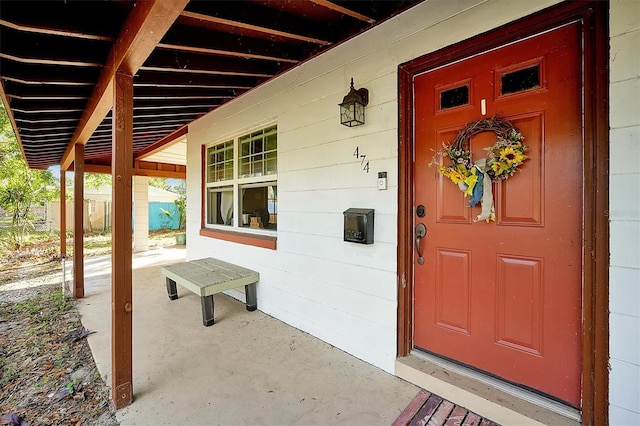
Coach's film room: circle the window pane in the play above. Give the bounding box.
[239,125,277,178]
[207,140,234,183]
[266,151,277,174]
[204,125,277,233]
[440,85,469,110]
[207,186,234,226]
[266,133,277,151]
[240,184,277,230]
[241,162,250,177]
[251,154,263,176]
[501,65,540,95]
[241,140,250,156]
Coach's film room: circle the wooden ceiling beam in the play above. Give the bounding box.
[9,98,86,111]
[19,124,75,133]
[133,86,237,97]
[143,50,279,77]
[0,53,101,68]
[0,28,111,63]
[2,0,419,170]
[20,134,73,142]
[87,127,185,143]
[13,108,83,115]
[157,42,299,64]
[139,65,272,79]
[134,70,257,89]
[117,1,189,76]
[160,25,304,64]
[132,118,197,128]
[61,0,189,170]
[180,11,331,46]
[6,83,91,98]
[4,76,92,87]
[133,99,221,109]
[0,18,114,42]
[0,0,130,42]
[310,0,376,24]
[0,61,99,85]
[78,162,186,179]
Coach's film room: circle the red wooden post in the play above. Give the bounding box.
[111,71,134,409]
[73,145,84,299]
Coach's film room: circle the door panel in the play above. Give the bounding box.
[412,24,582,407]
[496,255,543,355]
[497,114,543,225]
[435,249,471,334]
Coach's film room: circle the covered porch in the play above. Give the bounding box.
[76,246,418,424]
[3,1,633,424]
[74,247,522,425]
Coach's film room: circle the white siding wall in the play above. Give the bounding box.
[609,1,640,424]
[187,0,560,373]
[186,7,638,423]
[133,176,149,253]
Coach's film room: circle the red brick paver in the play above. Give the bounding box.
[392,389,499,426]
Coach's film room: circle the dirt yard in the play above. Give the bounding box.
[0,230,182,425]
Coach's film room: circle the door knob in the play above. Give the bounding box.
[415,223,427,265]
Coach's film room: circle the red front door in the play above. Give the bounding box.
[412,24,583,407]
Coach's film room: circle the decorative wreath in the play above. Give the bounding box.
[430,116,528,222]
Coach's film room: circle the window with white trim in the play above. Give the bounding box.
[205,125,277,232]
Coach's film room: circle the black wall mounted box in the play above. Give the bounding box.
[343,208,374,244]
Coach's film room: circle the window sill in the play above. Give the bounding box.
[199,227,277,250]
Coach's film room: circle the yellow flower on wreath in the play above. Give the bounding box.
[438,164,477,197]
[430,119,528,189]
[462,171,478,197]
[491,160,511,175]
[439,164,468,185]
[499,145,527,165]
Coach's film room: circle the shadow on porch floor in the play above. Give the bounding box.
[75,247,499,425]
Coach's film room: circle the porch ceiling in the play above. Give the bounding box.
[0,0,422,171]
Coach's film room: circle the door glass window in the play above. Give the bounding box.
[501,65,540,95]
[440,85,469,110]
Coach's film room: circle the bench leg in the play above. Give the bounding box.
[245,283,257,311]
[201,295,215,326]
[166,278,178,300]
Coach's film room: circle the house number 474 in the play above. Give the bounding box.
[353,146,370,173]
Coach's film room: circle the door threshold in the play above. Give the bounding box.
[395,351,581,426]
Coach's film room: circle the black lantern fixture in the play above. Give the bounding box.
[339,78,369,127]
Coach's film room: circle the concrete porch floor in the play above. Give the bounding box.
[76,247,422,425]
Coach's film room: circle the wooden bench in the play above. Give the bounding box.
[161,257,259,327]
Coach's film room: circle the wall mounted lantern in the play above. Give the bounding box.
[339,78,369,127]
